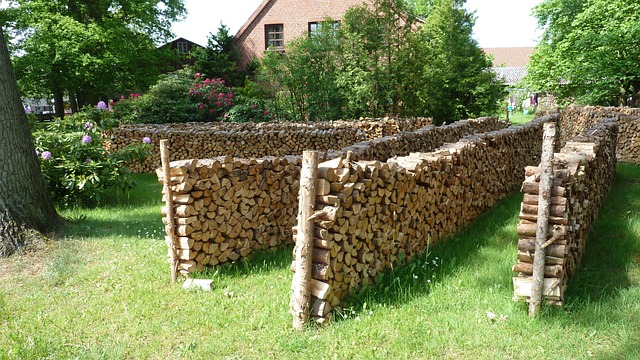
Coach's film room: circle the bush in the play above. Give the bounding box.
[189,74,234,121]
[225,95,274,122]
[111,69,204,124]
[32,110,150,207]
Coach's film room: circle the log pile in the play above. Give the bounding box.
[157,155,301,274]
[557,106,640,163]
[512,120,618,305]
[109,117,431,172]
[156,116,509,278]
[333,117,509,162]
[293,117,555,323]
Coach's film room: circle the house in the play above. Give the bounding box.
[482,47,534,86]
[158,37,204,71]
[234,0,370,68]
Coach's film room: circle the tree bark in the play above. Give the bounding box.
[0,24,60,256]
[290,150,318,330]
[529,122,556,318]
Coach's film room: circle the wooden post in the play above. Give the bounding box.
[290,150,318,330]
[160,139,178,283]
[529,122,556,318]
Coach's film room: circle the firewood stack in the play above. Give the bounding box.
[512,120,618,305]
[155,116,510,279]
[558,106,640,163]
[294,118,553,324]
[329,117,510,162]
[108,117,432,173]
[157,155,302,274]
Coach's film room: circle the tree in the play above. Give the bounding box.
[338,0,416,118]
[0,23,60,257]
[7,0,186,116]
[193,23,244,87]
[527,0,640,106]
[411,0,504,124]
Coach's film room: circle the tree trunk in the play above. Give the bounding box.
[0,25,60,257]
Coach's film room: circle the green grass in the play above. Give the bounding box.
[498,111,536,125]
[1,166,639,359]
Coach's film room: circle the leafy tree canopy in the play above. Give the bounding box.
[193,23,244,87]
[527,0,640,106]
[5,0,186,114]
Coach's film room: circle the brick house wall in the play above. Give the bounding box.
[235,0,370,68]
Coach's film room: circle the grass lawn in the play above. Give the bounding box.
[499,111,536,125]
[1,164,639,359]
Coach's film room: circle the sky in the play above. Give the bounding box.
[170,0,544,48]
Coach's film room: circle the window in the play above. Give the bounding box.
[176,41,189,54]
[308,21,340,38]
[265,24,284,50]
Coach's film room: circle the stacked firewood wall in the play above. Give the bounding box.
[157,156,301,274]
[109,117,432,173]
[156,116,511,277]
[558,106,640,163]
[332,117,509,162]
[295,117,557,323]
[512,120,618,305]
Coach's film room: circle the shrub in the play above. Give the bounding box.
[225,95,274,122]
[188,74,234,121]
[33,109,150,207]
[111,69,204,124]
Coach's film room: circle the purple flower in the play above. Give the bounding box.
[85,158,92,163]
[35,149,41,156]
[82,135,92,144]
[142,137,151,144]
[97,101,107,110]
[41,151,52,160]
[24,106,31,114]
[85,122,94,130]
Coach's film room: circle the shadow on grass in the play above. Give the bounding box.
[563,163,640,304]
[57,174,164,240]
[346,192,523,313]
[346,163,640,323]
[190,245,293,279]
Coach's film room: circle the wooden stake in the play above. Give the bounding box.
[529,122,556,318]
[290,150,318,330]
[160,139,178,283]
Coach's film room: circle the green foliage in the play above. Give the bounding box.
[111,69,204,124]
[527,0,640,106]
[256,0,501,123]
[225,95,274,122]
[188,74,234,121]
[411,0,504,124]
[32,110,150,207]
[7,0,186,107]
[193,23,244,87]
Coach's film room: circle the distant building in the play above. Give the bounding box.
[158,37,204,71]
[483,47,534,86]
[234,0,371,68]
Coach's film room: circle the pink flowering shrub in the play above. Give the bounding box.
[189,74,234,121]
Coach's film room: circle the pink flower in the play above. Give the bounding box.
[252,105,257,109]
[223,113,228,118]
[216,101,222,107]
[121,95,125,100]
[199,103,204,110]
[204,78,211,85]
[264,110,269,115]
[195,73,201,78]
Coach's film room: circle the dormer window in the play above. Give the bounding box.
[176,41,189,54]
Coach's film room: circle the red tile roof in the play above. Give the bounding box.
[483,47,534,67]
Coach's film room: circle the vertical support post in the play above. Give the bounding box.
[160,139,178,284]
[529,122,556,318]
[290,150,318,330]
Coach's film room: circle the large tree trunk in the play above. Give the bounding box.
[0,25,60,256]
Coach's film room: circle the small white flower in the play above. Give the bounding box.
[486,311,497,321]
